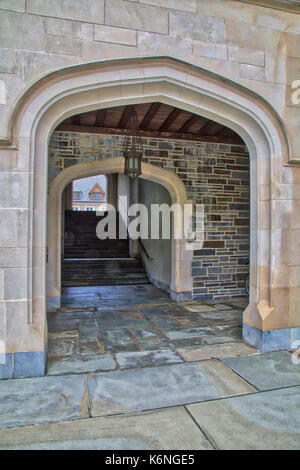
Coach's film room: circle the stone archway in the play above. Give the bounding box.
[1,56,292,373]
[47,157,192,308]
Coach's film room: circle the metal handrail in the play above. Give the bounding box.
[138,237,154,261]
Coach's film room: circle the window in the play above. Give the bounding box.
[73,191,82,201]
[91,193,102,200]
[89,183,105,201]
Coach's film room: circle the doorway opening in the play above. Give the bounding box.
[46,100,251,370]
[48,101,250,308]
[61,172,152,288]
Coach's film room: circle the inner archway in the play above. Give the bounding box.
[47,156,192,309]
[60,167,177,294]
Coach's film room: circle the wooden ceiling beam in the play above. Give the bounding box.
[139,102,161,130]
[178,115,201,134]
[159,108,181,132]
[56,124,243,145]
[118,105,133,129]
[71,115,81,125]
[214,125,234,137]
[198,120,223,135]
[95,109,106,127]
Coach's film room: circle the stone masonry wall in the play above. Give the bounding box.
[49,131,250,300]
[0,1,299,157]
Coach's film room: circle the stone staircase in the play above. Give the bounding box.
[62,210,149,287]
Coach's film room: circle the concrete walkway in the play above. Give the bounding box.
[0,286,299,450]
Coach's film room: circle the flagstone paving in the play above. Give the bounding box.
[177,342,258,362]
[0,285,299,449]
[222,350,300,390]
[187,386,300,450]
[87,360,255,416]
[47,354,117,376]
[115,349,183,369]
[0,407,213,450]
[0,375,88,429]
[47,285,248,374]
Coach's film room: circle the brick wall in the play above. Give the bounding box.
[49,131,250,299]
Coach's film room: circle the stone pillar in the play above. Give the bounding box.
[0,145,46,379]
[107,173,118,209]
[64,182,73,210]
[243,161,300,352]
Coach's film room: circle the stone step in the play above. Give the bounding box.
[62,210,147,287]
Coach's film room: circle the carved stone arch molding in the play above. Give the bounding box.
[3,56,292,365]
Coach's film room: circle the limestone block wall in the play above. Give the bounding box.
[49,131,250,300]
[0,0,299,159]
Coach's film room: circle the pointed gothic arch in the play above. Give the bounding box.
[3,56,291,363]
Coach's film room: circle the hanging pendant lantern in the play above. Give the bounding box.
[123,107,143,181]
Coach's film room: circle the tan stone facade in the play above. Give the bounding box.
[0,1,299,377]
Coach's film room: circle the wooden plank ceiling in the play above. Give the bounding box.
[56,102,244,145]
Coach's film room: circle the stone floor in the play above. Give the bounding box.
[47,285,253,375]
[0,285,299,450]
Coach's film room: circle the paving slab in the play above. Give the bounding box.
[79,341,105,356]
[47,318,79,333]
[172,315,209,327]
[199,310,242,323]
[202,334,238,345]
[147,315,181,329]
[178,342,259,362]
[170,337,207,348]
[102,329,133,349]
[187,386,300,450]
[0,406,213,450]
[49,311,95,321]
[222,351,300,390]
[61,297,100,308]
[213,303,233,310]
[139,305,182,316]
[227,298,248,309]
[78,320,99,342]
[60,306,97,312]
[184,304,217,313]
[0,375,88,428]
[163,326,217,340]
[87,360,255,416]
[115,349,183,369]
[48,332,79,358]
[215,324,242,340]
[143,304,188,315]
[107,343,140,353]
[47,354,116,376]
[130,326,159,339]
[136,337,171,351]
[96,312,149,329]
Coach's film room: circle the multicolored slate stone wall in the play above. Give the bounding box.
[49,131,250,300]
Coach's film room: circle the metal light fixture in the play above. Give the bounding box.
[123,107,143,181]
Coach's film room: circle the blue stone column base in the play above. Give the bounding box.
[0,353,13,379]
[0,346,47,380]
[170,290,192,302]
[243,324,300,352]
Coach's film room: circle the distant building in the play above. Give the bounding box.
[72,175,107,212]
